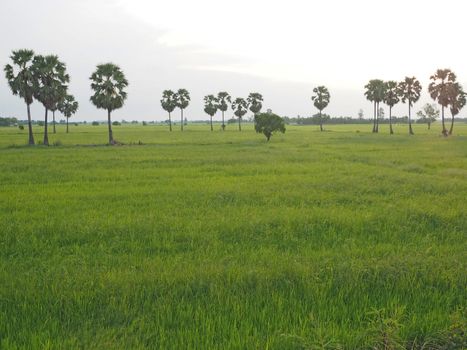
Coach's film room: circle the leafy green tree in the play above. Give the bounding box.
[383,81,400,134]
[416,103,439,130]
[161,90,177,131]
[175,89,190,131]
[203,94,218,131]
[4,49,37,145]
[247,92,263,116]
[231,97,248,131]
[32,55,69,146]
[399,77,422,135]
[311,86,330,131]
[364,79,385,133]
[217,92,231,131]
[428,69,456,136]
[90,63,128,144]
[254,111,285,141]
[58,94,78,133]
[448,83,466,135]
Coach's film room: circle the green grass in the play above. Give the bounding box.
[1,122,466,349]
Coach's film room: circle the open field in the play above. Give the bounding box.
[0,123,466,349]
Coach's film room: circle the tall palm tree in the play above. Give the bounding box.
[364,80,376,132]
[231,97,248,131]
[399,77,422,135]
[448,83,466,135]
[161,90,177,131]
[4,49,36,145]
[311,86,330,131]
[217,91,231,131]
[383,81,400,135]
[204,95,218,131]
[174,89,190,131]
[428,69,457,136]
[247,92,263,117]
[32,55,69,146]
[58,94,78,133]
[90,63,128,144]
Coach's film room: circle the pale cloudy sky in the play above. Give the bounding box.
[1,0,466,121]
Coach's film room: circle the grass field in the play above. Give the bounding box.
[0,122,466,349]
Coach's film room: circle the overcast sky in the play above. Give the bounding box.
[1,0,466,121]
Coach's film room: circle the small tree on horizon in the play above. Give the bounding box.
[161,90,177,131]
[203,94,218,131]
[311,86,330,131]
[416,103,439,130]
[231,97,248,131]
[58,94,79,133]
[4,49,36,145]
[90,63,128,144]
[254,111,285,141]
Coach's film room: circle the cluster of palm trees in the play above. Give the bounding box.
[4,49,79,145]
[364,69,465,136]
[161,91,264,132]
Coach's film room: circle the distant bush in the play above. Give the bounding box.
[74,123,78,126]
[37,121,44,127]
[18,125,24,130]
[92,121,99,126]
[142,121,147,126]
[112,121,121,126]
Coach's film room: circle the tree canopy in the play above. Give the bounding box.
[254,112,285,141]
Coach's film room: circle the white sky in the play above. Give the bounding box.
[1,0,466,121]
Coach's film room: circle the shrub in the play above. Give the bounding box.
[92,121,99,126]
[18,125,24,130]
[112,121,121,126]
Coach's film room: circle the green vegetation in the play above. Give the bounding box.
[1,124,466,349]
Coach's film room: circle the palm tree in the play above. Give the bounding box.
[4,49,36,145]
[90,63,128,144]
[364,79,385,133]
[204,95,218,131]
[448,83,466,135]
[428,69,457,136]
[217,92,231,131]
[383,81,400,135]
[174,89,190,131]
[231,97,248,131]
[161,90,177,131]
[311,86,330,131]
[399,77,422,135]
[50,90,66,134]
[58,94,78,133]
[32,55,69,146]
[247,93,263,117]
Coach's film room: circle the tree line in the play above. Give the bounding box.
[4,49,465,145]
[364,70,465,136]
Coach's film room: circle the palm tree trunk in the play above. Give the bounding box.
[26,103,35,145]
[441,106,447,136]
[222,111,225,131]
[53,110,56,134]
[372,102,376,132]
[428,121,431,130]
[449,113,455,135]
[389,106,393,134]
[408,104,414,135]
[66,117,69,133]
[107,109,114,144]
[376,102,379,133]
[43,108,49,146]
[181,109,184,131]
[319,110,323,131]
[169,112,172,132]
[210,116,213,131]
[238,117,241,131]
